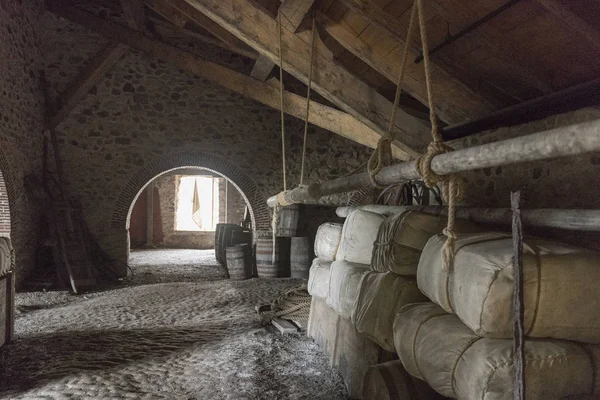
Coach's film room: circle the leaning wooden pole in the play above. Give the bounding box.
[268,118,600,207]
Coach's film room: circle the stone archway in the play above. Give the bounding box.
[111,151,270,236]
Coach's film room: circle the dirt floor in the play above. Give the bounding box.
[0,249,348,399]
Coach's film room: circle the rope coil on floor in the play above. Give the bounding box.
[258,284,312,322]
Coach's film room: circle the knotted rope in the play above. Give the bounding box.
[367,0,462,270]
[413,0,462,271]
[300,8,316,186]
[367,4,418,188]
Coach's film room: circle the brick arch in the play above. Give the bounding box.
[111,152,271,232]
[0,149,14,236]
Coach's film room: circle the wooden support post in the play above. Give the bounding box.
[511,191,525,400]
[146,182,154,246]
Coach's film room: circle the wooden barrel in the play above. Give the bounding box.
[277,204,300,237]
[231,229,252,247]
[256,238,280,278]
[216,224,244,264]
[290,237,312,279]
[226,244,251,280]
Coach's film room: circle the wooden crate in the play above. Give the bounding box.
[0,271,15,347]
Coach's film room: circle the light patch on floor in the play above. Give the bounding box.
[0,249,348,399]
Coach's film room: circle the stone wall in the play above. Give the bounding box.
[0,0,46,284]
[41,10,374,270]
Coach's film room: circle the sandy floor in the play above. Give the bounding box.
[0,249,348,399]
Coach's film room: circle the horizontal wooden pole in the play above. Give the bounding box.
[335,205,600,232]
[268,117,600,206]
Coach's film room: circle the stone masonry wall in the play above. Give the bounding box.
[41,11,373,269]
[0,0,46,285]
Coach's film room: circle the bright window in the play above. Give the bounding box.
[175,176,219,231]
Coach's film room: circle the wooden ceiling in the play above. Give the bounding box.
[48,0,600,159]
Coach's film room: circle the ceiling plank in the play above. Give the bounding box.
[167,0,254,50]
[120,0,147,31]
[535,0,600,52]
[250,54,276,80]
[146,0,188,27]
[332,0,504,122]
[316,11,492,124]
[279,0,315,32]
[49,43,128,129]
[150,17,259,59]
[46,3,410,160]
[176,0,430,158]
[423,0,554,96]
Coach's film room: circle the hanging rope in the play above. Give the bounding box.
[412,0,463,271]
[366,4,418,188]
[278,9,288,192]
[300,8,317,186]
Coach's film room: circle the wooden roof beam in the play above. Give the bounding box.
[46,3,408,159]
[316,11,492,124]
[332,0,497,124]
[176,0,431,158]
[536,0,600,52]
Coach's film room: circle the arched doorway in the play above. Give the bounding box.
[108,152,270,276]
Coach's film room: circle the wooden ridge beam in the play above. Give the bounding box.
[316,11,492,124]
[177,0,430,158]
[47,3,409,159]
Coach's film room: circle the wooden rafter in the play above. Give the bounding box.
[46,3,411,160]
[146,0,188,27]
[316,11,492,124]
[279,0,315,32]
[177,0,430,157]
[536,0,600,52]
[150,17,259,59]
[250,55,276,80]
[422,0,554,96]
[120,0,147,31]
[48,43,128,129]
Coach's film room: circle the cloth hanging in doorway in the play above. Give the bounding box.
[192,178,203,229]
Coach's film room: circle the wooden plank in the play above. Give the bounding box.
[146,0,188,27]
[272,317,299,334]
[150,17,259,59]
[536,0,600,52]
[425,0,554,95]
[49,43,128,129]
[317,11,492,124]
[121,0,147,31]
[279,0,315,32]
[47,3,409,159]
[169,0,255,50]
[250,54,276,81]
[177,0,429,158]
[332,0,495,123]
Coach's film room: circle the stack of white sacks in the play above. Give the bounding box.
[396,232,600,399]
[307,209,600,399]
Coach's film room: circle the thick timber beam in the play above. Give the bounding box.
[47,3,408,159]
[178,0,431,158]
